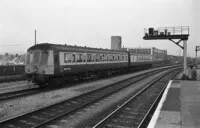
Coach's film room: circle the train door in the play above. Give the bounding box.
[54,51,60,74]
[128,52,131,67]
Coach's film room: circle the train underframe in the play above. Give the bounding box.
[27,63,153,88]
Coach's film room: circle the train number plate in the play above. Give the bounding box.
[64,68,71,70]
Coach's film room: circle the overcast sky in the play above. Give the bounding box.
[0,0,199,57]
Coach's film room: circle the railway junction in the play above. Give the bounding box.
[0,64,199,128]
[0,26,199,128]
[0,65,181,127]
[0,39,200,128]
[0,0,199,127]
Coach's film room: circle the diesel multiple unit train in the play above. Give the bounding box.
[25,43,167,87]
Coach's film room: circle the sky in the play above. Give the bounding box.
[0,0,199,57]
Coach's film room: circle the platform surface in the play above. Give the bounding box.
[148,80,200,128]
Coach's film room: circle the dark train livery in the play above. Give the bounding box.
[25,43,167,87]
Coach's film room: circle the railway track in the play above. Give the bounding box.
[0,88,40,101]
[0,75,27,83]
[92,68,180,128]
[0,66,173,101]
[0,67,177,128]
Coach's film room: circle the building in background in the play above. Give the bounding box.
[0,53,25,65]
[111,36,122,50]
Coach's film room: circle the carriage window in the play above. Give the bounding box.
[26,54,30,64]
[92,54,96,62]
[108,54,111,61]
[87,54,92,62]
[114,55,117,61]
[96,54,100,62]
[122,55,124,61]
[100,54,103,62]
[26,51,35,64]
[40,51,49,65]
[72,54,76,63]
[112,55,114,61]
[119,55,122,61]
[107,54,109,61]
[64,53,71,63]
[77,53,83,62]
[32,51,40,64]
[104,54,107,61]
[108,54,113,61]
[82,54,86,62]
[125,55,128,61]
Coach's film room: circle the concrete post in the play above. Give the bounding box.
[196,50,197,65]
[183,40,187,76]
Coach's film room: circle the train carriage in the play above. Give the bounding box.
[56,45,128,74]
[128,48,153,69]
[128,52,153,69]
[25,43,129,87]
[25,43,168,87]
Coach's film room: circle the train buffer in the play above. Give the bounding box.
[147,70,200,128]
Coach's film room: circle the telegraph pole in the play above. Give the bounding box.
[35,29,37,45]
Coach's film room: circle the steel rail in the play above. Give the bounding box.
[92,68,180,128]
[0,68,170,128]
[137,70,180,128]
[0,88,40,101]
[33,69,162,128]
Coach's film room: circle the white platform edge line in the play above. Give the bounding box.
[147,80,172,128]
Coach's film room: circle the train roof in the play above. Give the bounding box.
[28,43,128,54]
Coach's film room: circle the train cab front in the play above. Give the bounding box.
[25,49,54,87]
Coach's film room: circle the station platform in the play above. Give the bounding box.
[148,77,200,127]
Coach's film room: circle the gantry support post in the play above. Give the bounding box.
[169,39,184,49]
[143,26,189,80]
[183,40,187,78]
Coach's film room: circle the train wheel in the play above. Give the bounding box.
[38,82,49,88]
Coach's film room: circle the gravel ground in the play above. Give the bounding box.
[0,80,29,89]
[0,81,36,94]
[0,75,26,82]
[44,71,167,128]
[0,66,172,123]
